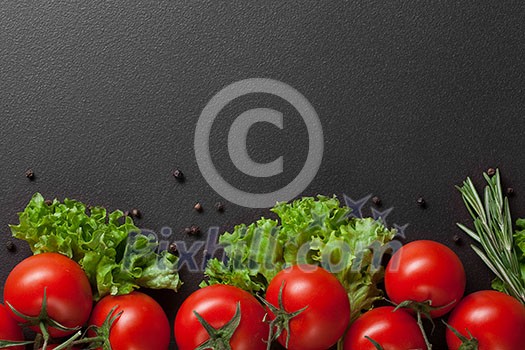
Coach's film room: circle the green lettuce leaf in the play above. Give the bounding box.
[202,195,397,321]
[9,193,181,300]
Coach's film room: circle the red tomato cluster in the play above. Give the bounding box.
[174,264,350,350]
[2,240,525,350]
[0,252,170,350]
[343,240,525,350]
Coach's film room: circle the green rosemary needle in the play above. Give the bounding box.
[456,169,525,304]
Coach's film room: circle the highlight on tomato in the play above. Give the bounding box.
[263,264,351,350]
[3,252,93,339]
[445,290,525,350]
[174,284,269,350]
[384,240,466,318]
[88,291,170,350]
[343,306,428,350]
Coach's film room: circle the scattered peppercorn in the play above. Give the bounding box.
[416,197,426,208]
[131,208,141,219]
[452,234,462,245]
[372,196,381,206]
[507,187,515,196]
[487,167,496,176]
[168,243,179,256]
[173,169,185,181]
[194,202,203,212]
[6,240,16,252]
[44,199,53,206]
[215,202,225,212]
[123,210,130,217]
[183,225,201,235]
[25,169,35,179]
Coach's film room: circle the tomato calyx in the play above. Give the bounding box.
[392,299,456,350]
[259,281,308,350]
[38,305,120,350]
[193,301,242,350]
[6,288,80,349]
[5,304,121,350]
[442,321,479,350]
[79,305,122,350]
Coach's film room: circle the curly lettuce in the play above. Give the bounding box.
[9,193,181,300]
[202,195,397,321]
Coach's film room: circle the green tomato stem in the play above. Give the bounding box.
[416,311,432,350]
[39,321,50,350]
[51,331,82,350]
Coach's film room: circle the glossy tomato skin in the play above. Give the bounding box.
[0,304,25,350]
[265,264,351,350]
[446,290,525,350]
[343,306,427,350]
[89,291,170,350]
[384,240,466,317]
[174,284,268,350]
[3,253,93,338]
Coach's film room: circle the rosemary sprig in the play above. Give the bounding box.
[456,169,525,304]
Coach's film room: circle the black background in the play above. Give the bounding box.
[1,1,525,348]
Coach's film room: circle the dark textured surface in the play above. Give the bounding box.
[1,1,525,348]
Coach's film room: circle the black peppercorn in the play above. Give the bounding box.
[168,243,179,256]
[416,197,426,208]
[6,240,16,252]
[194,203,203,212]
[183,225,201,235]
[507,187,515,196]
[25,169,35,179]
[173,169,185,181]
[131,208,141,219]
[44,199,53,206]
[215,202,225,212]
[452,234,462,245]
[487,168,496,176]
[372,196,381,206]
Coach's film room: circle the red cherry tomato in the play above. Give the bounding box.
[174,284,268,350]
[385,240,466,317]
[0,303,25,350]
[3,253,93,338]
[343,306,428,350]
[265,264,351,350]
[89,291,170,350]
[446,290,525,350]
